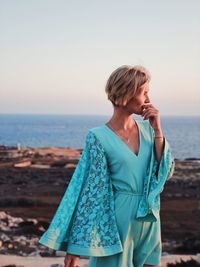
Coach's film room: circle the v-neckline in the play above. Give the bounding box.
[103,120,142,158]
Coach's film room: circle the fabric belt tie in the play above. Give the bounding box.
[113,188,143,196]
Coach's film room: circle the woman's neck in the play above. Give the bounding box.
[108,109,136,131]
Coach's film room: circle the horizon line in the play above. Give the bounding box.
[0,113,199,117]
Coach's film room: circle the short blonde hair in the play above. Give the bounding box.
[105,65,151,107]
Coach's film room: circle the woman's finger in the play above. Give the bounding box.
[142,108,156,117]
[70,255,80,267]
[142,105,156,111]
[64,254,72,267]
[142,103,154,109]
[142,107,154,114]
[143,111,157,120]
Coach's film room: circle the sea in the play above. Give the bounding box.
[0,114,199,160]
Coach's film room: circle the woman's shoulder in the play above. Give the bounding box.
[87,124,107,136]
[86,124,112,150]
[84,124,107,143]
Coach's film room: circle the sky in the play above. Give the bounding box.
[0,0,200,116]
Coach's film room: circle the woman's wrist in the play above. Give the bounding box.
[153,128,164,138]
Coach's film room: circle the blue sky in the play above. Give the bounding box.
[0,0,200,116]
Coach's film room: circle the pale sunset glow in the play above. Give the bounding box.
[0,0,199,116]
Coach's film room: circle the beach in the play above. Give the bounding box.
[0,145,200,266]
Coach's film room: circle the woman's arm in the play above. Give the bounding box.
[153,127,165,164]
[141,102,165,165]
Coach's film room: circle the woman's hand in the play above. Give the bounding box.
[64,253,80,267]
[141,102,162,131]
[142,102,164,163]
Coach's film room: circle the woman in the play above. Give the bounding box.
[39,65,175,267]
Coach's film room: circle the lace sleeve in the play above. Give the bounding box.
[38,130,123,257]
[66,130,123,256]
[38,131,91,251]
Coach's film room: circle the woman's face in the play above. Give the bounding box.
[126,83,150,115]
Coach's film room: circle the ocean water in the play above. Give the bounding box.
[0,114,199,160]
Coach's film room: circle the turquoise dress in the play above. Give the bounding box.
[38,119,175,267]
[89,120,162,267]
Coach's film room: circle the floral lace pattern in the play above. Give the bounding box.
[39,131,90,246]
[39,130,122,253]
[67,130,121,248]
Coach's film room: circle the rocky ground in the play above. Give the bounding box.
[0,145,200,265]
[0,254,199,267]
